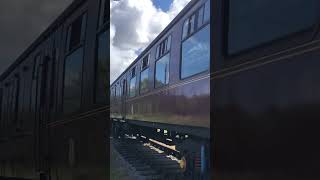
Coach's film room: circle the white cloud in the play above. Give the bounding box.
[110,0,191,83]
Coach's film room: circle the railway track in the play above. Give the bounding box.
[112,136,184,180]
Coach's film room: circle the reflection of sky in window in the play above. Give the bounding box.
[204,0,210,22]
[155,53,169,87]
[181,25,210,78]
[140,68,149,93]
[130,76,136,97]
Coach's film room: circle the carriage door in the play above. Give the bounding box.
[121,79,127,119]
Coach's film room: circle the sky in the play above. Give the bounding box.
[0,0,73,75]
[110,0,191,83]
[153,0,173,11]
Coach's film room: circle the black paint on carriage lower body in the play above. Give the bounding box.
[212,50,320,179]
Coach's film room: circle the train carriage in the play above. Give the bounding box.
[1,0,320,179]
[0,0,109,179]
[213,0,320,179]
[111,0,320,179]
[110,0,211,178]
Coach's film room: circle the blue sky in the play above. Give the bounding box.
[153,0,172,12]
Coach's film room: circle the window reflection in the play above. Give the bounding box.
[189,14,195,34]
[228,0,320,54]
[181,25,210,79]
[66,14,87,52]
[129,76,136,97]
[155,53,170,88]
[197,6,204,27]
[204,0,210,23]
[64,47,83,113]
[182,20,189,39]
[140,68,149,94]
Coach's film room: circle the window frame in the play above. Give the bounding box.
[62,46,85,114]
[155,52,170,89]
[116,81,121,98]
[139,53,150,94]
[139,67,149,94]
[33,54,41,79]
[141,54,150,71]
[156,35,172,60]
[98,0,108,28]
[180,4,211,80]
[13,75,20,125]
[223,0,319,62]
[110,87,113,100]
[113,86,116,100]
[182,3,209,42]
[65,12,88,54]
[129,67,137,98]
[2,83,9,130]
[62,12,88,114]
[122,79,127,96]
[154,34,172,88]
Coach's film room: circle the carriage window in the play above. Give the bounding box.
[197,6,204,28]
[115,84,118,97]
[155,53,170,88]
[183,3,210,41]
[203,0,210,23]
[113,86,116,99]
[63,47,83,113]
[98,0,108,27]
[50,49,57,109]
[114,85,118,98]
[66,13,87,52]
[182,20,189,39]
[167,35,171,51]
[2,84,9,129]
[2,84,8,129]
[189,14,195,35]
[228,0,320,54]
[33,54,41,79]
[141,54,150,69]
[122,79,126,95]
[13,76,20,124]
[181,25,210,79]
[140,68,149,94]
[182,15,195,40]
[156,36,171,59]
[131,67,136,77]
[117,83,121,98]
[129,67,137,97]
[140,54,150,94]
[129,76,136,97]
